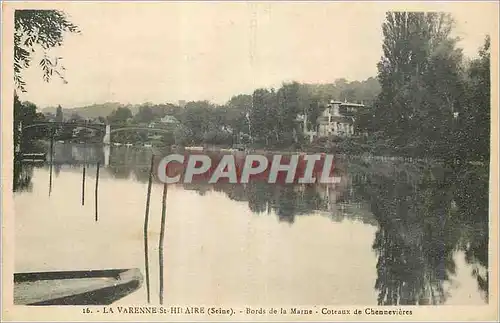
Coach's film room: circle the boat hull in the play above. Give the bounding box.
[14,268,143,306]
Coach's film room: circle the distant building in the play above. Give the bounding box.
[297,100,366,142]
[160,115,180,124]
[149,115,180,129]
[44,112,57,121]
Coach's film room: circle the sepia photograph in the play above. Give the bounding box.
[1,1,498,321]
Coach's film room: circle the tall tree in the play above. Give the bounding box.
[69,112,83,122]
[13,98,47,150]
[134,105,155,124]
[250,88,274,145]
[305,97,324,132]
[55,105,63,122]
[374,12,461,155]
[225,94,252,137]
[459,36,490,163]
[277,82,302,145]
[107,107,133,124]
[178,101,222,144]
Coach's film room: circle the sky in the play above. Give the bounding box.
[13,1,498,109]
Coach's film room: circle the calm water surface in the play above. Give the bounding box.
[14,143,489,306]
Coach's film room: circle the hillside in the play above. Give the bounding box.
[41,78,381,119]
[302,77,380,105]
[42,102,141,119]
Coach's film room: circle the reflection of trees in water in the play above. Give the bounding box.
[213,183,247,201]
[453,164,489,302]
[108,147,155,181]
[53,143,105,164]
[52,143,159,166]
[352,161,489,305]
[13,140,45,192]
[133,149,154,167]
[108,164,132,179]
[275,185,298,224]
[133,167,152,183]
[246,182,274,214]
[251,183,279,216]
[13,160,35,192]
[209,182,325,224]
[91,150,354,224]
[176,170,376,225]
[184,183,211,196]
[54,164,61,177]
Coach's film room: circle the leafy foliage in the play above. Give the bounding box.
[14,9,79,91]
[107,107,133,124]
[55,105,63,121]
[458,36,491,163]
[364,12,490,162]
[303,77,380,106]
[13,95,48,151]
[133,105,156,124]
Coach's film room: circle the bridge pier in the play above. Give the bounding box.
[103,145,110,167]
[15,121,23,154]
[103,124,111,145]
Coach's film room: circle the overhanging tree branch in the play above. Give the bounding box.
[14,9,80,92]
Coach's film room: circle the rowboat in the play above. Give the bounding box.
[14,268,143,306]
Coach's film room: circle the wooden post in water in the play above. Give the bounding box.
[95,162,100,222]
[82,165,86,206]
[82,120,87,206]
[143,154,154,304]
[158,182,168,305]
[49,131,54,196]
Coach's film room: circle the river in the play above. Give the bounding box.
[13,143,489,306]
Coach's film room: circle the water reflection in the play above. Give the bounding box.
[13,159,34,192]
[352,161,489,305]
[453,164,489,302]
[13,143,489,304]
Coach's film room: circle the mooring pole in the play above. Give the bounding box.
[159,182,168,305]
[82,165,86,206]
[95,162,100,222]
[143,154,155,304]
[82,121,88,206]
[49,129,54,196]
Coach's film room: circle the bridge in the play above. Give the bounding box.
[20,121,179,145]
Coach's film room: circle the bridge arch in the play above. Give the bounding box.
[20,123,179,145]
[22,122,105,133]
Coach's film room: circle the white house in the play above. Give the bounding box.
[160,115,180,124]
[298,100,365,142]
[148,115,180,129]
